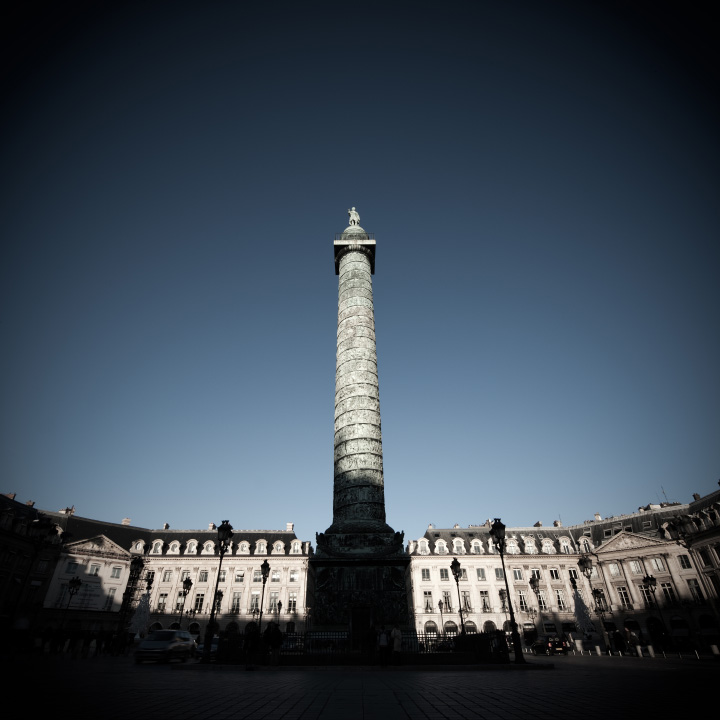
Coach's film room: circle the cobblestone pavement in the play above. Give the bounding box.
[13,653,716,719]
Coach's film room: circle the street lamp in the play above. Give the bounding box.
[258,559,270,635]
[450,557,466,634]
[60,576,82,629]
[203,520,233,663]
[489,518,526,664]
[438,599,445,637]
[178,577,193,629]
[642,574,668,650]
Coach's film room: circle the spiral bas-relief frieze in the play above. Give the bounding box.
[333,249,385,528]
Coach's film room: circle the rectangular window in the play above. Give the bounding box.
[555,589,567,610]
[235,571,245,582]
[421,568,430,581]
[568,569,578,581]
[251,591,260,611]
[629,561,642,574]
[163,570,172,582]
[609,563,620,577]
[231,591,242,612]
[650,558,665,573]
[271,570,281,582]
[199,570,209,583]
[89,564,100,576]
[111,566,122,579]
[218,570,226,583]
[288,591,297,611]
[479,590,490,612]
[678,555,691,570]
[175,593,184,611]
[476,568,486,581]
[661,583,676,604]
[459,568,468,580]
[518,591,528,611]
[440,568,449,581]
[253,570,262,582]
[289,569,299,582]
[549,569,560,581]
[461,590,471,611]
[423,590,433,612]
[193,593,204,612]
[530,569,541,580]
[699,549,712,567]
[640,584,655,606]
[181,571,190,581]
[512,568,523,581]
[688,578,704,603]
[269,591,279,611]
[537,591,547,610]
[103,587,116,610]
[617,586,633,609]
[442,590,452,611]
[158,593,168,611]
[495,568,504,581]
[66,561,79,573]
[145,571,155,585]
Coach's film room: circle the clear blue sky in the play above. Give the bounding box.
[2,1,718,542]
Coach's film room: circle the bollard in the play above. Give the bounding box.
[595,646,601,656]
[635,645,642,658]
[711,645,719,656]
[647,645,655,658]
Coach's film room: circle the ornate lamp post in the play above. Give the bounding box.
[203,520,233,663]
[60,576,82,629]
[178,577,193,629]
[450,557,466,634]
[257,559,270,634]
[642,573,668,650]
[438,599,445,637]
[489,518,526,664]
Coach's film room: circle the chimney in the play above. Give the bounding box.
[209,522,216,530]
[693,493,701,501]
[122,518,131,526]
[594,513,602,521]
[286,522,294,532]
[25,500,35,507]
[553,520,562,527]
[533,521,543,527]
[3,493,16,501]
[163,523,170,530]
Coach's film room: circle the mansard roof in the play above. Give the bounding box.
[43,511,304,555]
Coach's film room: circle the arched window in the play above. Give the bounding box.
[238,542,250,555]
[273,541,284,554]
[470,541,483,554]
[202,541,215,554]
[453,539,466,555]
[580,538,592,553]
[483,620,496,633]
[465,621,477,634]
[291,542,301,554]
[169,542,179,554]
[541,540,556,555]
[444,621,458,636]
[256,541,267,555]
[559,538,572,554]
[424,621,438,636]
[506,541,519,555]
[152,541,163,554]
[435,541,448,555]
[525,541,537,554]
[186,541,197,554]
[418,541,430,555]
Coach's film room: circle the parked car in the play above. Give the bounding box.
[135,630,197,663]
[530,635,569,656]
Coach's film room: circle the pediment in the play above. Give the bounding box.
[595,531,667,554]
[65,535,130,558]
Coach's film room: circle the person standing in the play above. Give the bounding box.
[390,624,402,665]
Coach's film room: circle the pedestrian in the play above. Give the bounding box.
[390,623,402,665]
[378,626,389,666]
[264,622,283,666]
[244,622,260,670]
